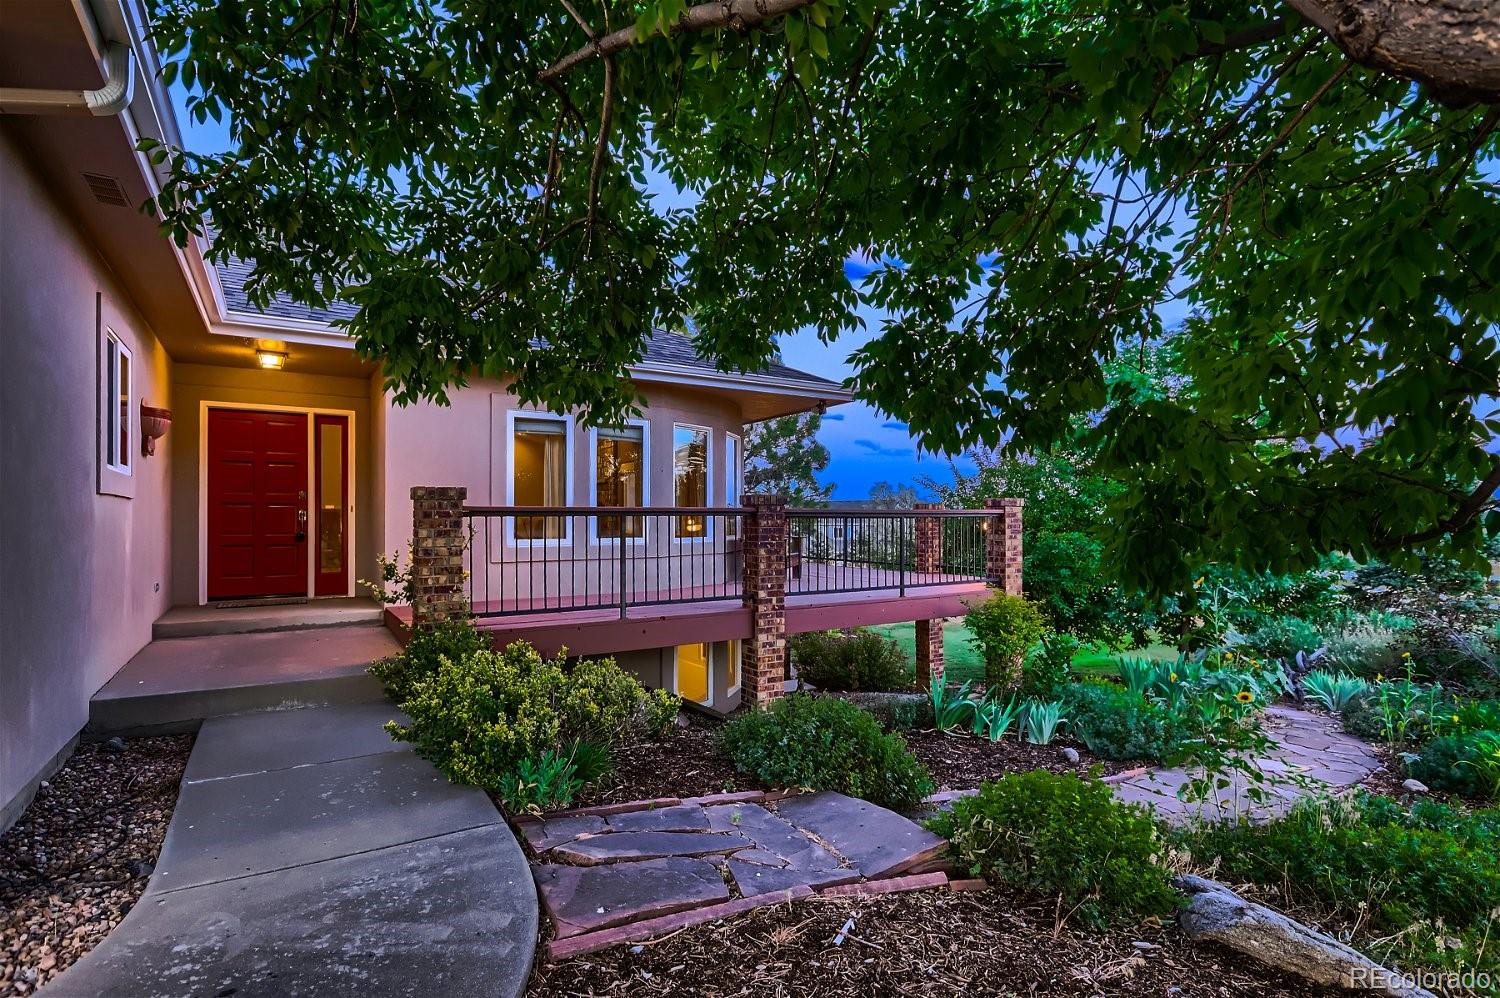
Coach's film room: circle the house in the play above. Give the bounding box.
[0,0,1019,830]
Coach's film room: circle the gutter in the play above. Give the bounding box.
[0,0,134,118]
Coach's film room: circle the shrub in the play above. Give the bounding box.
[965,591,1047,689]
[1238,614,1323,660]
[927,772,1177,928]
[1408,732,1500,800]
[1020,633,1078,698]
[790,630,911,692]
[639,688,683,739]
[1321,618,1411,680]
[1300,670,1369,713]
[833,691,932,731]
[369,617,487,702]
[719,694,934,812]
[1175,793,1500,977]
[1060,680,1180,761]
[388,641,645,804]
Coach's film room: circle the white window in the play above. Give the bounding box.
[726,639,741,695]
[593,422,647,540]
[725,432,741,537]
[104,331,132,475]
[674,642,712,706]
[508,413,571,541]
[673,424,710,538]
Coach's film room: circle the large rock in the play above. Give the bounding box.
[551,830,751,865]
[775,791,948,878]
[533,857,729,937]
[1175,875,1436,997]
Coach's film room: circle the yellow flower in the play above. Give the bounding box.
[1376,673,1384,682]
[1235,691,1254,704]
[1454,715,1461,723]
[1402,651,1412,659]
[1169,672,1179,682]
[1194,577,1205,588]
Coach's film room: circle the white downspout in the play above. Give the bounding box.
[0,5,135,118]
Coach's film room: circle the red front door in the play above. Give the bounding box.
[207,408,309,601]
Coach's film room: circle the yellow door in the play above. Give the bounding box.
[676,643,710,705]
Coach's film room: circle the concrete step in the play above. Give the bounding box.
[89,625,401,736]
[152,598,384,639]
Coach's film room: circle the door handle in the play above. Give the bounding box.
[297,508,308,543]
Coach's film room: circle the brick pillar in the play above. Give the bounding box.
[740,494,788,709]
[985,498,1024,596]
[914,503,944,687]
[410,486,469,627]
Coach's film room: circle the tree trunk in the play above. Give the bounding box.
[1287,0,1500,106]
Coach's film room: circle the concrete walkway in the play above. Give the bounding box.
[47,703,538,998]
[1111,705,1381,823]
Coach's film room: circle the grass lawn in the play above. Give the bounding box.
[865,621,1177,687]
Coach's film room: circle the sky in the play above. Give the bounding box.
[168,85,971,500]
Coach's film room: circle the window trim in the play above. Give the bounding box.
[671,421,714,542]
[672,642,714,707]
[726,639,742,697]
[725,430,742,537]
[104,329,133,477]
[588,418,650,545]
[504,409,574,546]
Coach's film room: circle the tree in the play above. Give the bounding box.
[147,0,1500,591]
[745,413,833,503]
[866,481,917,508]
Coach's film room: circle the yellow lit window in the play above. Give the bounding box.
[596,425,644,538]
[513,417,567,539]
[727,640,741,693]
[674,425,708,537]
[676,642,711,705]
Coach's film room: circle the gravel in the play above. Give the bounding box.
[1,735,191,996]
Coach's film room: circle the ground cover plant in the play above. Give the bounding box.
[719,694,933,812]
[387,638,679,812]
[1176,793,1500,982]
[927,772,1177,929]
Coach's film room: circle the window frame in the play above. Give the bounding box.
[725,431,742,538]
[104,329,133,477]
[588,418,650,544]
[504,409,574,546]
[726,639,742,697]
[672,642,714,707]
[671,422,714,542]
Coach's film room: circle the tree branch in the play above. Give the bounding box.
[539,0,820,81]
[1387,462,1500,547]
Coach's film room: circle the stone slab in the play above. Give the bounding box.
[154,748,502,893]
[182,702,411,783]
[518,813,607,853]
[533,856,730,937]
[817,871,950,898]
[544,885,814,961]
[49,824,536,998]
[551,830,751,865]
[704,803,841,871]
[774,792,949,879]
[728,859,858,897]
[605,804,711,833]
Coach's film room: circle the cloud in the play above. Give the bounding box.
[822,413,845,421]
[853,438,914,459]
[880,420,908,431]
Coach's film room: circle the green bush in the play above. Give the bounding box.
[832,691,932,731]
[370,617,487,702]
[965,591,1047,689]
[1059,680,1181,761]
[1409,732,1500,800]
[1175,793,1500,978]
[1020,632,1078,699]
[1239,614,1323,660]
[719,694,934,812]
[927,772,1177,928]
[1321,617,1411,680]
[790,630,911,692]
[640,688,683,738]
[388,641,646,805]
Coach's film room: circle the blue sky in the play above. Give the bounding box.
[169,87,970,500]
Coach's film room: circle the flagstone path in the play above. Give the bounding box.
[522,790,952,959]
[1109,705,1382,824]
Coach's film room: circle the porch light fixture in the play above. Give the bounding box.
[256,348,288,370]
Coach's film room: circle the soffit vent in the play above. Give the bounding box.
[82,172,130,208]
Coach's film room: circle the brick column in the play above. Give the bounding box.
[410,486,469,627]
[985,498,1024,596]
[914,503,944,687]
[740,494,788,709]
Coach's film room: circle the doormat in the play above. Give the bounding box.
[209,597,309,609]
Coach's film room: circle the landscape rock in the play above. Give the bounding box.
[1401,779,1429,794]
[532,857,729,937]
[1062,747,1081,764]
[1175,875,1436,997]
[776,791,948,878]
[551,830,751,865]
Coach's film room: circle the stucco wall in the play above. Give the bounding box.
[168,364,375,606]
[0,125,173,820]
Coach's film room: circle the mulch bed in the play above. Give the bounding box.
[526,885,1329,997]
[901,730,1139,791]
[0,735,192,997]
[567,715,750,809]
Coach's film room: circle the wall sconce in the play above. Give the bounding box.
[140,402,171,457]
[256,348,288,370]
